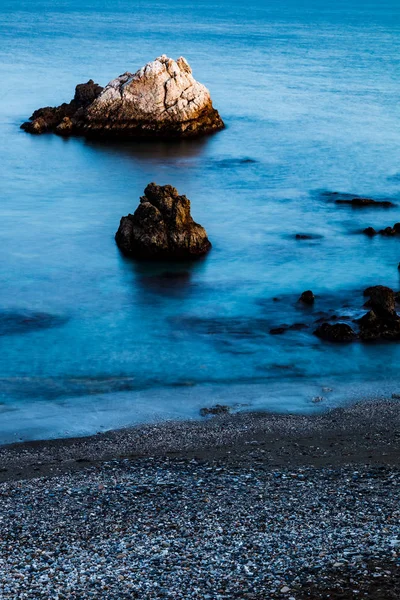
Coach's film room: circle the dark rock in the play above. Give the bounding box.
[381,226,396,236]
[358,286,400,340]
[363,227,377,236]
[21,81,103,134]
[363,285,396,318]
[269,327,286,335]
[358,310,400,341]
[362,223,400,237]
[115,183,211,260]
[335,198,395,208]
[299,290,315,305]
[74,79,103,107]
[295,234,322,240]
[200,404,230,417]
[314,322,357,342]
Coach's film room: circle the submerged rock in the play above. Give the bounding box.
[336,197,395,207]
[299,290,315,305]
[0,311,68,336]
[322,191,396,208]
[115,183,211,260]
[21,56,224,139]
[314,322,357,342]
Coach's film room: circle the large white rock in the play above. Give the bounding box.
[22,55,224,139]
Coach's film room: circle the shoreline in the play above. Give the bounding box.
[1,398,400,482]
[1,398,400,598]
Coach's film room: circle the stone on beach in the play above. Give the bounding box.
[21,56,224,139]
[115,183,211,260]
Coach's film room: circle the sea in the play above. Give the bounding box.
[1,0,400,443]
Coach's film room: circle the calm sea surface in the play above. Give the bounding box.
[1,0,400,443]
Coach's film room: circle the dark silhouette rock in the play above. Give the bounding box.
[335,196,395,207]
[299,290,315,305]
[295,233,322,240]
[115,183,211,260]
[358,310,400,341]
[21,56,224,139]
[363,227,377,236]
[363,286,396,318]
[314,322,357,342]
[74,79,103,106]
[358,286,400,340]
[269,327,286,335]
[322,191,396,207]
[381,226,396,236]
[362,222,400,237]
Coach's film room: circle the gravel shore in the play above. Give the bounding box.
[0,400,399,598]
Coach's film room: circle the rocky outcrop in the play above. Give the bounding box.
[21,56,224,139]
[115,183,211,260]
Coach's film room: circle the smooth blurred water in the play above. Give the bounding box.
[1,0,400,443]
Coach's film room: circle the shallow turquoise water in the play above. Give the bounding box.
[1,0,400,443]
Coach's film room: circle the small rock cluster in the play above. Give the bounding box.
[315,285,400,342]
[363,222,400,237]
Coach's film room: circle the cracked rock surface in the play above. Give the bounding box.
[21,55,224,139]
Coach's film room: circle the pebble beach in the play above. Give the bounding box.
[1,400,399,598]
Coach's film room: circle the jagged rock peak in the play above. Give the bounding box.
[21,56,224,139]
[115,183,212,260]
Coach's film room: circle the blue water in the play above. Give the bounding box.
[1,0,400,443]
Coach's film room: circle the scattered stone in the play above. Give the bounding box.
[22,55,224,139]
[115,183,211,260]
